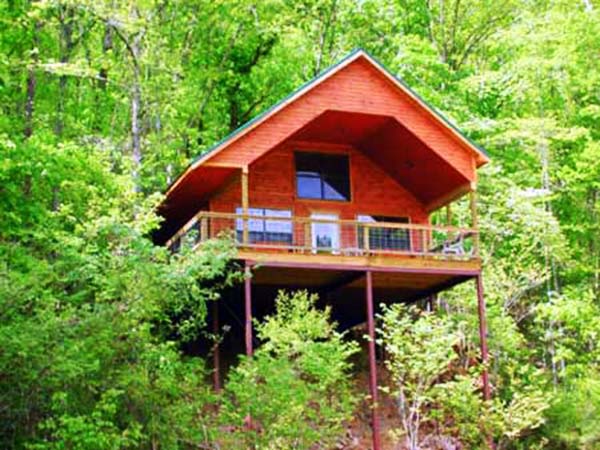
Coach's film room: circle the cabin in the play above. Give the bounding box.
[155,49,491,449]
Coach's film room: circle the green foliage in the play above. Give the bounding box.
[379,304,549,449]
[542,373,600,449]
[1,0,600,447]
[0,135,235,448]
[378,304,462,449]
[221,290,358,449]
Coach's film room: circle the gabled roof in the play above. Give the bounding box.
[155,48,489,244]
[167,48,488,196]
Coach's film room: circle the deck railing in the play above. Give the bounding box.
[167,211,479,260]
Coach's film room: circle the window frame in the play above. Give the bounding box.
[235,207,293,244]
[294,151,352,202]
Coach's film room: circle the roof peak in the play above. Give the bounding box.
[166,48,488,196]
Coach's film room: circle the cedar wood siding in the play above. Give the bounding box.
[206,58,477,184]
[208,142,429,250]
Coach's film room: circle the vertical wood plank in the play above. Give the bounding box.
[304,221,311,252]
[200,215,208,242]
[241,166,249,245]
[470,190,479,256]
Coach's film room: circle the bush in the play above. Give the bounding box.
[221,290,358,449]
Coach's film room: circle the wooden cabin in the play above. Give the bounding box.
[155,49,491,449]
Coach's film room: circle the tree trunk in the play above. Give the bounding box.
[24,21,40,139]
[24,68,36,139]
[98,22,113,90]
[55,5,74,137]
[130,32,143,190]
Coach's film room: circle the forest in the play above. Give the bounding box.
[1,0,599,448]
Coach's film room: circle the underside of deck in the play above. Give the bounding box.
[216,250,481,333]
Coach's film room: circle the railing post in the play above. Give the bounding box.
[200,215,208,242]
[304,221,312,252]
[241,166,249,245]
[363,224,370,253]
[470,189,479,256]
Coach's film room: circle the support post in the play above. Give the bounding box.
[476,273,495,449]
[200,215,208,242]
[304,221,312,252]
[244,262,253,356]
[476,274,491,401]
[365,270,381,450]
[212,300,221,392]
[363,224,370,253]
[241,166,249,245]
[470,190,479,256]
[446,204,452,226]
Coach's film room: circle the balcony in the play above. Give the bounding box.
[167,211,479,269]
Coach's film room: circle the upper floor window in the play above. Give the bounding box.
[295,152,350,201]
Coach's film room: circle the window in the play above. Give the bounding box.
[295,152,350,201]
[357,215,411,251]
[236,207,293,244]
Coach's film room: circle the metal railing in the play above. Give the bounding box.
[167,211,479,260]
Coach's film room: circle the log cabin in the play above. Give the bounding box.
[154,49,491,449]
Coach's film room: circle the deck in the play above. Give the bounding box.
[168,211,480,305]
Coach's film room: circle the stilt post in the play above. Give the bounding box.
[476,273,491,401]
[476,273,496,448]
[365,270,381,450]
[244,262,253,357]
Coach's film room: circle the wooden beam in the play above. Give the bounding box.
[476,274,491,401]
[244,262,253,356]
[203,161,243,168]
[476,274,495,450]
[237,249,482,274]
[425,183,471,212]
[365,270,381,450]
[241,166,249,245]
[321,271,365,295]
[403,275,472,304]
[470,190,479,256]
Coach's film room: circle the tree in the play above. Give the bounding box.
[221,290,358,449]
[378,304,461,450]
[0,135,237,448]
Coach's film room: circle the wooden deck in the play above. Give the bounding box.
[168,210,480,301]
[238,249,480,274]
[169,211,479,260]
